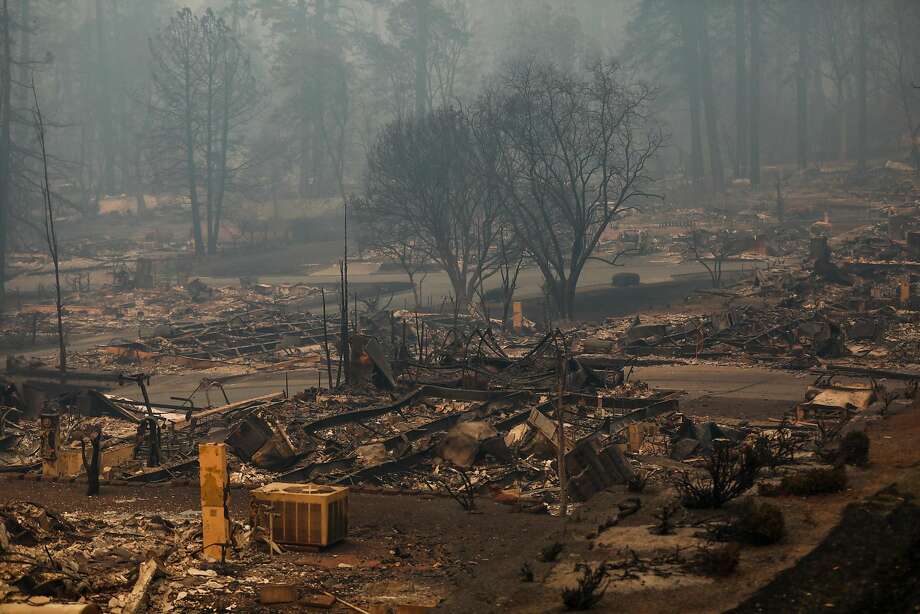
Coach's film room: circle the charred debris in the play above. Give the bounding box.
[3,172,920,610]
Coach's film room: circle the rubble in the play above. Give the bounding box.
[2,170,920,612]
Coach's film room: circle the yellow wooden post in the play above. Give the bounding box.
[199,443,230,561]
[900,278,910,304]
[512,301,523,332]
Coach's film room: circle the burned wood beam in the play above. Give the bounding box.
[302,387,530,433]
[173,392,285,431]
[97,397,198,412]
[564,391,681,410]
[606,395,681,434]
[275,458,356,483]
[4,359,132,385]
[331,403,536,486]
[125,457,199,482]
[810,365,920,381]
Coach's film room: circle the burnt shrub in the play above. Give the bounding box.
[837,430,870,467]
[561,563,609,610]
[539,541,564,562]
[519,561,534,582]
[731,499,785,545]
[779,465,847,496]
[673,441,763,508]
[694,543,741,577]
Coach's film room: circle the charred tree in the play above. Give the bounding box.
[0,0,9,300]
[796,0,811,170]
[414,0,429,117]
[677,2,704,189]
[486,60,662,320]
[80,428,102,497]
[748,0,762,189]
[94,0,115,199]
[359,109,500,309]
[856,0,867,174]
[696,2,724,193]
[734,0,747,179]
[32,81,65,371]
[149,9,258,257]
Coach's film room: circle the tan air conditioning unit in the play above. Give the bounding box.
[250,483,348,548]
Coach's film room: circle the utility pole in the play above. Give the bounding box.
[556,337,568,520]
[33,81,66,372]
[749,0,762,189]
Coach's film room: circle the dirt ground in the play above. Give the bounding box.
[4,399,920,613]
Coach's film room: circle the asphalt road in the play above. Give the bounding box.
[133,364,819,420]
[632,364,813,402]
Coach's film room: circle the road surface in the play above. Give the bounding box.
[132,364,821,420]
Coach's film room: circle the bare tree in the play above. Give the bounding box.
[749,0,762,188]
[148,8,259,257]
[492,229,525,330]
[201,11,260,255]
[734,0,747,179]
[0,0,9,301]
[878,0,920,174]
[795,0,813,171]
[675,1,704,189]
[679,228,754,289]
[358,220,430,310]
[358,108,501,309]
[483,59,662,320]
[149,9,206,256]
[815,0,857,163]
[695,2,724,193]
[256,0,348,198]
[32,80,64,371]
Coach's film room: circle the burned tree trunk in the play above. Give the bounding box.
[749,0,762,189]
[0,0,9,301]
[414,0,429,118]
[796,0,810,170]
[856,0,868,174]
[81,430,102,497]
[33,80,66,371]
[734,0,748,179]
[94,0,115,199]
[677,2,704,189]
[696,3,724,193]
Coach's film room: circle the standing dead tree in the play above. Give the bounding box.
[358,108,502,310]
[201,10,260,255]
[489,228,525,330]
[482,59,662,320]
[679,228,754,290]
[32,80,64,371]
[148,8,259,257]
[0,0,9,301]
[357,220,430,310]
[79,424,102,497]
[878,0,920,174]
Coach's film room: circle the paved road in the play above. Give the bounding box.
[201,253,763,307]
[133,364,820,417]
[633,364,814,402]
